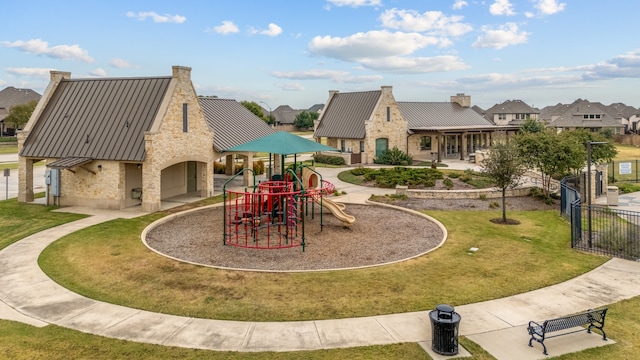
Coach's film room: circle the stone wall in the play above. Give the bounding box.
[363,86,407,164]
[143,66,215,212]
[396,185,533,199]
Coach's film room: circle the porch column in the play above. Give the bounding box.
[437,134,443,162]
[242,153,253,186]
[18,157,34,203]
[461,132,468,160]
[141,162,161,213]
[225,154,234,175]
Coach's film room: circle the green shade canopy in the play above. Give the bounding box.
[224,131,338,155]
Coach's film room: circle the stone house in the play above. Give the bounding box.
[0,86,41,136]
[313,86,507,164]
[18,66,215,212]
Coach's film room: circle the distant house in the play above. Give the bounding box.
[0,86,41,136]
[19,66,215,212]
[482,99,540,126]
[607,102,639,133]
[314,86,506,164]
[540,99,625,134]
[272,105,302,127]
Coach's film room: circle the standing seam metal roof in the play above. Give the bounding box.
[314,90,381,139]
[198,97,275,152]
[20,77,172,161]
[398,102,496,130]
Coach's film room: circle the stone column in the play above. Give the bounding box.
[242,153,253,186]
[460,132,468,160]
[225,154,234,175]
[142,164,161,213]
[18,157,34,203]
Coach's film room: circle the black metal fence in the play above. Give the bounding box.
[609,160,640,183]
[562,177,640,261]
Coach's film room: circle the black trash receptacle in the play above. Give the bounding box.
[429,304,461,356]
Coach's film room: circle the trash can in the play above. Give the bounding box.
[429,304,461,356]
[607,186,619,206]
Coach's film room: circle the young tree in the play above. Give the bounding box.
[481,141,527,223]
[294,110,318,129]
[515,129,584,196]
[4,100,38,131]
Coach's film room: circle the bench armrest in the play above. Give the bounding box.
[527,320,543,334]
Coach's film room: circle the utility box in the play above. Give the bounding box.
[607,186,619,206]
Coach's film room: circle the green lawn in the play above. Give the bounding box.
[0,197,86,250]
[0,145,18,154]
[39,208,606,322]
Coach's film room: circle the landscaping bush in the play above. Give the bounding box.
[361,167,443,188]
[443,177,454,190]
[253,160,265,175]
[312,154,346,165]
[214,162,226,174]
[616,182,640,194]
[350,167,374,176]
[373,147,413,165]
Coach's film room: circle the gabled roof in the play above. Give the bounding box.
[482,99,538,123]
[398,102,497,131]
[0,86,41,121]
[272,105,302,125]
[198,97,274,152]
[20,77,171,161]
[549,99,624,128]
[314,90,381,139]
[607,102,638,119]
[308,103,324,113]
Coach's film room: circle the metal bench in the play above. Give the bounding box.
[527,308,608,355]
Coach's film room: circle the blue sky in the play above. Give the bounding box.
[1,0,639,110]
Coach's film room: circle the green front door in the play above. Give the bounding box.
[375,138,388,158]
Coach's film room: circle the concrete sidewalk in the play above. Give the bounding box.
[1,163,640,358]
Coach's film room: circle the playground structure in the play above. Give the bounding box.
[223,165,355,251]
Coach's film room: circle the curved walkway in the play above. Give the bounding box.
[2,164,640,358]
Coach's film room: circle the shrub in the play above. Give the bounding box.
[351,167,374,176]
[253,160,265,175]
[447,172,461,179]
[374,147,413,165]
[214,162,226,174]
[489,201,500,208]
[616,183,640,194]
[313,154,346,165]
[443,178,454,190]
[479,194,487,201]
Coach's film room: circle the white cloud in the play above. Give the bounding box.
[89,68,107,77]
[2,39,94,63]
[272,69,350,80]
[109,58,137,69]
[276,82,305,91]
[309,30,446,62]
[534,0,566,15]
[272,69,383,84]
[452,0,468,10]
[379,8,473,37]
[211,20,239,34]
[325,0,382,8]
[489,0,516,16]
[5,67,53,78]
[126,11,186,24]
[261,23,283,37]
[472,23,528,49]
[359,55,469,73]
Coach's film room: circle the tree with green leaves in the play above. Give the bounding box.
[519,118,546,133]
[294,110,318,129]
[514,129,584,196]
[481,141,527,223]
[4,100,38,132]
[240,101,269,123]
